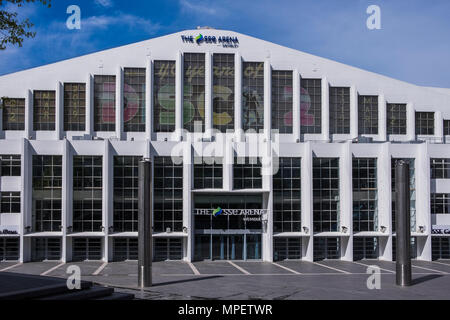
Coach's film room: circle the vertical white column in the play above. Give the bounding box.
[56,82,63,140]
[321,77,330,142]
[223,138,234,191]
[234,53,243,141]
[25,90,33,139]
[340,141,353,261]
[20,138,31,262]
[61,139,71,263]
[116,67,123,140]
[263,59,271,140]
[302,141,314,261]
[145,57,153,140]
[103,139,112,262]
[350,85,358,139]
[378,94,387,141]
[407,103,415,141]
[378,142,392,261]
[175,51,183,141]
[435,111,443,143]
[262,139,273,262]
[205,52,213,139]
[293,69,301,142]
[182,143,193,261]
[86,74,94,137]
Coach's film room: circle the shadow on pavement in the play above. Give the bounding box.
[151,275,223,287]
[411,274,443,286]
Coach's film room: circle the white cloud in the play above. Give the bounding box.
[179,0,219,15]
[82,13,159,32]
[94,0,114,8]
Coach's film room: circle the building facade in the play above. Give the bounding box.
[0,29,450,263]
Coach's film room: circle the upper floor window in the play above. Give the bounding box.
[153,60,176,132]
[329,87,350,134]
[33,90,55,131]
[358,95,378,135]
[301,79,321,134]
[444,120,450,136]
[415,111,434,135]
[2,98,25,131]
[387,103,407,135]
[431,193,450,214]
[194,157,223,189]
[124,68,146,132]
[94,75,116,132]
[233,157,262,189]
[431,158,450,179]
[0,155,21,176]
[272,70,293,134]
[64,83,86,131]
[184,53,205,133]
[213,53,235,133]
[0,192,20,214]
[242,62,264,132]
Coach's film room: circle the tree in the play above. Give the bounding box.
[0,0,51,50]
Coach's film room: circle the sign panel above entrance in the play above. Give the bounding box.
[194,209,268,216]
[181,34,239,48]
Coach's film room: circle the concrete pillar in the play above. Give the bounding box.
[103,139,113,262]
[56,82,63,139]
[340,141,353,261]
[116,67,123,140]
[321,77,330,142]
[25,90,33,139]
[293,69,301,142]
[61,139,72,263]
[175,51,183,141]
[350,85,358,139]
[435,111,443,143]
[182,143,193,261]
[234,53,243,141]
[205,52,213,139]
[223,138,234,191]
[378,94,387,141]
[86,74,94,138]
[138,159,152,287]
[20,138,32,262]
[145,56,153,140]
[264,59,271,140]
[379,142,393,261]
[302,141,314,261]
[407,103,415,141]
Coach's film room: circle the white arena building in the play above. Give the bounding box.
[0,28,450,263]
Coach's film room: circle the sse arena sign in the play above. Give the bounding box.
[181,34,239,48]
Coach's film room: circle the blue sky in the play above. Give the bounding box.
[1,0,450,88]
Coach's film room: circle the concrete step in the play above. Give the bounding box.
[39,286,115,300]
[95,292,135,300]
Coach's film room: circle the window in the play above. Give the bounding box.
[415,112,434,135]
[358,95,378,135]
[444,120,450,136]
[2,98,25,130]
[352,158,378,232]
[233,157,262,189]
[329,87,350,134]
[94,75,116,132]
[154,238,183,261]
[124,68,145,132]
[73,156,103,232]
[154,60,176,132]
[213,53,234,133]
[353,237,378,260]
[33,90,55,131]
[153,157,183,232]
[0,155,21,176]
[313,237,340,260]
[0,238,19,261]
[184,53,205,133]
[301,79,321,134]
[64,83,86,131]
[271,70,293,134]
[32,155,62,232]
[113,238,138,261]
[273,158,301,232]
[313,158,339,232]
[273,238,302,261]
[387,103,407,135]
[431,158,450,179]
[193,157,223,189]
[391,159,416,232]
[0,192,20,213]
[432,238,450,260]
[31,238,61,261]
[114,156,140,232]
[431,193,450,214]
[72,238,102,261]
[242,62,264,132]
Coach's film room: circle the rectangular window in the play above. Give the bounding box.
[0,155,21,176]
[391,158,416,232]
[444,120,450,136]
[415,111,434,135]
[33,90,56,131]
[430,158,450,179]
[153,60,176,132]
[329,87,350,134]
[0,192,20,213]
[0,238,19,261]
[233,157,262,189]
[213,53,234,133]
[32,155,62,232]
[113,238,138,261]
[64,83,86,131]
[387,103,407,135]
[313,237,340,260]
[273,158,301,232]
[31,238,61,261]
[73,156,103,232]
[113,156,140,232]
[358,95,378,135]
[353,158,378,232]
[72,238,102,261]
[2,98,25,131]
[124,68,145,132]
[431,193,450,214]
[353,237,379,260]
[94,75,116,131]
[153,157,183,232]
[432,237,450,260]
[271,70,293,134]
[273,238,302,261]
[154,238,183,261]
[301,79,322,134]
[313,158,339,232]
[193,157,223,189]
[242,62,264,132]
[184,53,205,133]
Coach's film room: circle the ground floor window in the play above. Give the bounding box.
[113,238,138,261]
[313,237,340,261]
[392,237,417,260]
[154,238,183,261]
[273,237,302,261]
[432,237,450,260]
[72,238,102,261]
[31,238,61,261]
[194,234,261,261]
[0,238,19,261]
[353,237,378,260]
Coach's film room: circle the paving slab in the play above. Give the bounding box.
[192,261,242,274]
[7,262,61,275]
[153,261,195,275]
[277,260,341,274]
[47,261,103,277]
[412,261,450,273]
[434,260,450,266]
[234,261,291,274]
[0,262,19,271]
[316,260,372,274]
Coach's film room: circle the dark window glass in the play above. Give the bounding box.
[193,157,223,189]
[0,192,20,213]
[124,68,145,132]
[242,62,264,132]
[301,79,321,134]
[387,103,407,135]
[0,238,20,261]
[64,83,86,131]
[154,60,176,132]
[154,238,183,261]
[271,71,293,133]
[0,155,21,176]
[358,95,378,135]
[431,193,450,214]
[213,53,234,133]
[313,237,340,260]
[430,158,450,179]
[353,237,378,260]
[72,238,102,261]
[329,87,350,134]
[2,98,25,131]
[391,158,416,232]
[94,75,116,131]
[184,53,205,133]
[273,238,302,261]
[432,237,450,260]
[113,238,138,261]
[415,112,434,135]
[444,120,450,136]
[33,90,55,131]
[31,238,61,261]
[233,157,262,189]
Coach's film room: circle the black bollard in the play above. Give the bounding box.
[395,160,412,286]
[138,159,152,288]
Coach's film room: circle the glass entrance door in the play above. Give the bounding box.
[212,235,244,260]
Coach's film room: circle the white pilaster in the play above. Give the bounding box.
[116,67,123,140]
[378,142,392,261]
[321,77,330,142]
[20,138,32,262]
[103,139,112,262]
[145,57,153,140]
[302,141,314,261]
[435,110,443,143]
[86,74,94,137]
[223,138,233,191]
[205,52,213,138]
[407,103,415,141]
[293,69,301,142]
[56,82,63,139]
[264,59,271,140]
[25,90,33,139]
[350,85,358,139]
[340,141,353,261]
[175,51,183,141]
[378,94,387,141]
[234,53,243,141]
[182,143,193,261]
[61,139,71,263]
